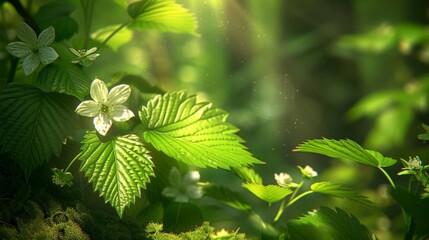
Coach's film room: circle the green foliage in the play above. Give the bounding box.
[242,183,292,204]
[37,60,92,100]
[79,131,154,217]
[389,187,429,237]
[51,168,73,187]
[140,91,263,169]
[162,202,204,233]
[203,184,252,212]
[0,84,78,178]
[311,182,375,207]
[232,167,263,184]
[145,222,248,240]
[337,23,429,54]
[127,0,198,36]
[33,1,78,41]
[294,138,397,167]
[3,0,429,239]
[287,207,375,240]
[91,24,133,50]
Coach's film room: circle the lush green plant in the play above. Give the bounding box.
[1,0,429,240]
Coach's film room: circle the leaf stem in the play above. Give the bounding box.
[285,190,313,209]
[102,21,131,45]
[404,217,415,240]
[273,180,304,223]
[81,0,96,49]
[378,166,396,188]
[65,152,82,172]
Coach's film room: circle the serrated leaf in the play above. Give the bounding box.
[242,183,292,204]
[79,131,154,217]
[127,0,198,36]
[203,184,252,212]
[34,1,78,41]
[0,84,78,178]
[232,167,263,184]
[366,150,396,167]
[91,24,133,51]
[311,182,375,207]
[37,60,92,100]
[287,207,375,240]
[294,138,396,167]
[140,91,263,169]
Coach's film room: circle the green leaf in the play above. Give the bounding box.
[311,182,375,207]
[140,91,263,169]
[294,138,396,167]
[287,207,375,240]
[34,1,78,41]
[79,131,154,217]
[0,84,78,178]
[232,167,263,184]
[389,187,429,222]
[418,123,429,141]
[91,24,133,51]
[366,150,396,167]
[242,183,292,204]
[337,24,396,53]
[52,168,73,187]
[203,184,252,212]
[37,60,92,100]
[163,202,203,233]
[127,0,199,36]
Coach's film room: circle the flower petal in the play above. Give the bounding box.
[16,22,37,44]
[183,171,200,185]
[75,100,99,117]
[168,167,182,189]
[37,26,55,47]
[6,42,32,57]
[111,105,134,122]
[39,47,59,64]
[69,48,80,56]
[85,47,98,55]
[186,186,203,199]
[162,187,179,198]
[87,53,100,61]
[90,79,108,103]
[108,84,131,105]
[94,113,112,136]
[22,53,40,75]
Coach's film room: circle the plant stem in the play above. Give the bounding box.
[285,190,313,208]
[81,0,96,49]
[404,217,415,240]
[273,181,304,223]
[102,21,131,45]
[6,58,18,84]
[65,152,82,172]
[6,0,39,33]
[378,166,396,188]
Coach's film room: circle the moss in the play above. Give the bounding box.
[145,222,248,240]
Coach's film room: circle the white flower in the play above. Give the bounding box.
[162,167,203,202]
[409,156,422,170]
[299,165,318,179]
[275,172,293,187]
[6,22,59,75]
[75,79,135,136]
[70,47,100,67]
